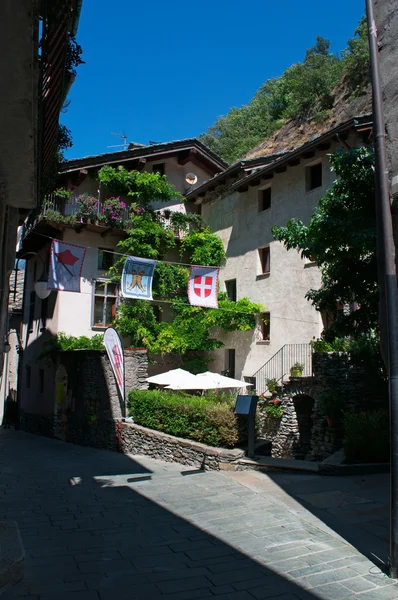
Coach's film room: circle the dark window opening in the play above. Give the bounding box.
[259,247,270,275]
[98,249,114,271]
[306,163,322,191]
[258,187,271,212]
[153,163,165,176]
[226,349,235,379]
[197,203,202,216]
[153,305,162,323]
[261,312,270,341]
[225,279,237,302]
[39,369,44,393]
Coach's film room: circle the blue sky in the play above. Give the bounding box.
[63,0,366,159]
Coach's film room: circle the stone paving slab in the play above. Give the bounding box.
[0,430,397,600]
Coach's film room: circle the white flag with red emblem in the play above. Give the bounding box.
[188,266,219,308]
[48,240,86,293]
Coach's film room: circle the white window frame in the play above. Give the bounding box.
[91,279,118,329]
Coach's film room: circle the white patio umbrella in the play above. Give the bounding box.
[164,371,252,391]
[197,371,253,389]
[145,368,198,387]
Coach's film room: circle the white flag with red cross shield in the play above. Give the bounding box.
[188,266,219,308]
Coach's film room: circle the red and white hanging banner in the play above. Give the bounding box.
[104,327,125,402]
[188,266,219,308]
[48,240,86,292]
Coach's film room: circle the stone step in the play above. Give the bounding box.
[236,456,320,473]
[0,521,24,595]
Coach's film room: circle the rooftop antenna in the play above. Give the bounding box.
[107,132,128,151]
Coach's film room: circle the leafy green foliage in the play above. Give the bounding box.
[342,17,370,95]
[272,148,377,341]
[317,392,343,419]
[264,402,283,419]
[180,228,226,266]
[344,409,389,463]
[39,332,104,361]
[200,20,369,163]
[128,389,245,447]
[98,166,181,208]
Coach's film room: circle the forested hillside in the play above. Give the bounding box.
[199,18,370,164]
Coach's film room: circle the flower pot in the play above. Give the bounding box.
[326,416,336,428]
[290,370,302,377]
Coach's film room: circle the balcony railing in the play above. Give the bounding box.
[42,195,131,228]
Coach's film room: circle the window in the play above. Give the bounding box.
[92,281,118,328]
[258,247,270,275]
[26,366,31,389]
[225,279,237,302]
[98,248,114,271]
[39,369,44,393]
[226,349,235,379]
[306,162,322,191]
[261,312,270,341]
[153,163,165,176]
[258,187,271,212]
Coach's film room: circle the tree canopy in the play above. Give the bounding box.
[200,18,370,164]
[271,147,377,341]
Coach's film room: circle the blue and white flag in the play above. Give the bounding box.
[121,256,156,300]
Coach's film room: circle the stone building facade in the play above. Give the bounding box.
[21,348,148,450]
[187,117,373,384]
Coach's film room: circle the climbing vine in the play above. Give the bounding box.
[99,167,263,368]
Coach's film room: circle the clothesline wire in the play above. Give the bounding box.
[16,233,322,324]
[30,231,216,270]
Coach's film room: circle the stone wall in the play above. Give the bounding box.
[120,422,244,470]
[21,349,148,450]
[257,352,387,461]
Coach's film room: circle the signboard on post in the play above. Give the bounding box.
[234,395,258,458]
[104,328,125,414]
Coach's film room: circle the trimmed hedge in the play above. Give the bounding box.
[128,389,245,448]
[344,409,389,463]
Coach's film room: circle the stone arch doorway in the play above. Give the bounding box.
[292,394,315,460]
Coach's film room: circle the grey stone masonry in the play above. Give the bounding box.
[120,422,245,470]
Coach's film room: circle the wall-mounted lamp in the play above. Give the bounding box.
[14,252,51,301]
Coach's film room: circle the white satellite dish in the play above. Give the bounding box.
[185,173,198,186]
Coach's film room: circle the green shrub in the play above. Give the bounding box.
[264,402,283,419]
[344,409,389,463]
[38,332,104,361]
[128,389,244,448]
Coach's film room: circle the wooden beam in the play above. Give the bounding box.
[302,151,315,159]
[317,142,331,151]
[288,158,300,167]
[237,184,249,192]
[178,150,193,166]
[275,165,287,173]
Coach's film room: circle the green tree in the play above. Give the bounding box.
[271,148,377,340]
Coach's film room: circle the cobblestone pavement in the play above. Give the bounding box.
[1,430,397,600]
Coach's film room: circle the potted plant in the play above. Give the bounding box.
[290,362,304,377]
[317,392,342,427]
[100,197,127,227]
[265,400,283,419]
[265,378,280,394]
[76,193,98,222]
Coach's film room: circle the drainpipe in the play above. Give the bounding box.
[365,0,398,578]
